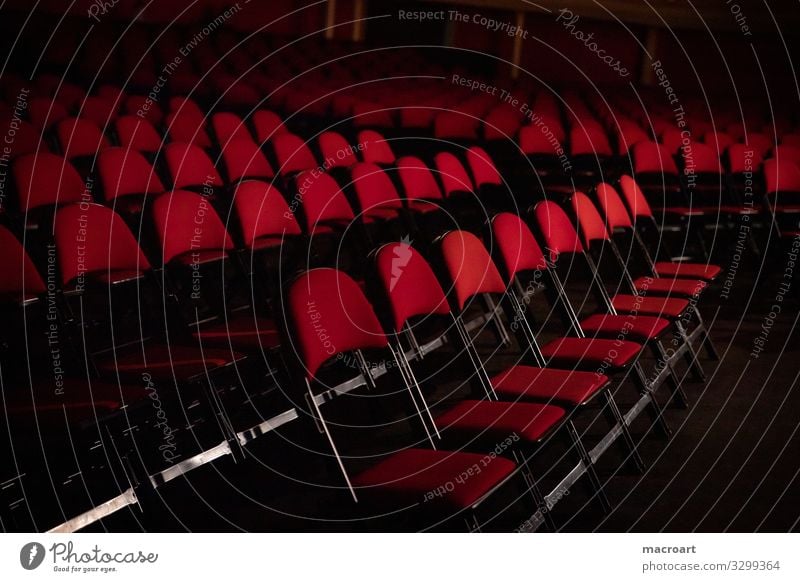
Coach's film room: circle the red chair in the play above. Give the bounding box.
[357,130,395,166]
[80,96,118,127]
[272,133,318,176]
[251,109,287,143]
[233,181,302,252]
[349,163,407,222]
[318,131,357,168]
[97,147,165,214]
[434,151,475,199]
[163,142,224,192]
[28,97,69,129]
[220,138,275,182]
[12,154,85,223]
[165,110,212,148]
[285,267,518,527]
[151,190,281,353]
[293,171,356,234]
[618,175,722,281]
[115,115,163,155]
[211,112,253,145]
[56,117,111,160]
[396,156,445,213]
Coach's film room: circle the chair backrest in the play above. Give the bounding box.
[685,142,723,174]
[466,146,502,188]
[570,122,612,156]
[56,117,110,159]
[211,112,253,144]
[0,226,46,298]
[632,141,679,175]
[595,183,634,229]
[115,116,163,154]
[489,213,548,284]
[295,171,355,231]
[374,242,450,331]
[286,268,388,382]
[13,153,85,212]
[763,158,800,194]
[357,130,395,165]
[350,163,403,210]
[743,133,773,158]
[221,138,274,182]
[519,124,563,156]
[273,133,318,175]
[251,109,287,143]
[318,131,357,168]
[571,192,611,247]
[438,230,506,311]
[233,181,301,248]
[433,111,478,140]
[532,201,585,262]
[54,203,150,285]
[98,148,164,200]
[434,152,474,197]
[619,175,655,219]
[165,110,212,148]
[164,142,223,190]
[726,144,763,175]
[397,156,444,201]
[151,190,233,264]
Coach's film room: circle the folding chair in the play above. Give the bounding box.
[284,267,520,531]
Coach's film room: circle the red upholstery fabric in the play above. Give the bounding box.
[0,226,46,302]
[287,268,388,381]
[434,152,474,197]
[467,146,502,187]
[397,156,444,201]
[252,109,287,143]
[654,262,722,281]
[152,190,233,264]
[273,133,318,175]
[56,117,110,159]
[533,201,584,259]
[357,130,395,165]
[234,181,301,249]
[541,337,642,369]
[115,116,163,153]
[54,203,151,286]
[13,153,85,211]
[319,131,357,168]
[374,242,450,330]
[619,175,655,218]
[580,313,671,342]
[611,295,689,318]
[99,148,164,200]
[352,447,516,510]
[221,138,274,181]
[632,276,707,297]
[164,142,223,189]
[491,212,548,282]
[439,230,506,310]
[294,171,355,232]
[211,112,253,144]
[572,192,611,245]
[596,183,634,229]
[491,366,609,406]
[436,400,565,443]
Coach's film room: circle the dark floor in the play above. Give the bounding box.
[90,246,800,533]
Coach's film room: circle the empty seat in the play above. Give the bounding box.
[318,131,357,168]
[56,117,111,160]
[272,133,318,175]
[251,109,287,143]
[115,115,163,154]
[349,163,406,221]
[396,156,445,213]
[13,153,85,214]
[163,142,224,191]
[357,130,395,165]
[211,112,253,144]
[220,138,275,182]
[233,181,302,251]
[97,148,165,213]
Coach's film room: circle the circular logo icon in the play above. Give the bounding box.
[20,542,46,570]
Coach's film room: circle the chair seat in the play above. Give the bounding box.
[541,337,642,370]
[95,343,244,382]
[709,205,760,215]
[632,276,707,297]
[581,313,671,342]
[654,261,721,281]
[363,205,403,221]
[611,294,689,318]
[405,199,442,214]
[436,399,565,444]
[249,235,285,251]
[351,447,516,510]
[490,366,609,406]
[193,315,280,350]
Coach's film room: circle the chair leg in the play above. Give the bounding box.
[675,321,706,381]
[602,390,646,473]
[653,341,689,408]
[631,364,672,438]
[566,420,612,514]
[515,450,557,532]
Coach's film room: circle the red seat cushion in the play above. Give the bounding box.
[95,343,243,382]
[193,316,280,350]
[632,276,707,297]
[405,199,441,214]
[435,400,565,444]
[580,313,671,342]
[654,261,721,281]
[352,448,516,510]
[541,337,642,369]
[490,366,609,406]
[611,294,689,318]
